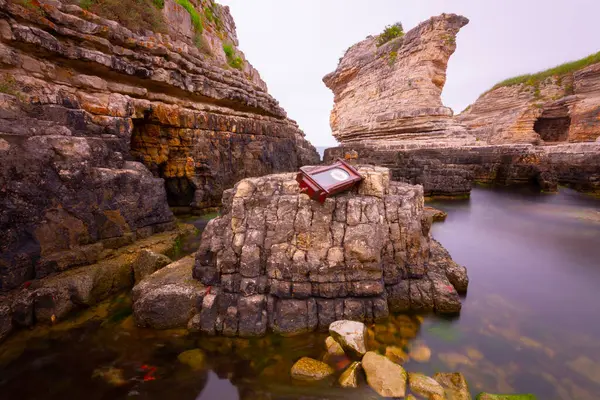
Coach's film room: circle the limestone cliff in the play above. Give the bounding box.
[323,16,600,197]
[323,14,471,144]
[459,59,600,144]
[0,0,318,292]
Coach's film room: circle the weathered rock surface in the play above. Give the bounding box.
[329,320,367,357]
[323,15,600,198]
[476,395,536,400]
[177,348,206,371]
[192,166,469,336]
[459,63,600,144]
[433,372,472,400]
[325,141,600,197]
[0,0,318,292]
[133,255,207,329]
[290,357,334,381]
[325,335,345,356]
[0,224,191,341]
[338,361,361,389]
[323,14,471,144]
[362,351,407,398]
[409,372,446,399]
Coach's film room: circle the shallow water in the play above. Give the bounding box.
[1,187,600,399]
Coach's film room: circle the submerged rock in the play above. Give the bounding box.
[325,336,346,356]
[0,305,13,343]
[329,320,367,357]
[290,357,335,381]
[385,346,409,365]
[409,343,432,363]
[132,256,207,329]
[424,206,448,222]
[476,394,537,400]
[338,361,361,388]
[362,351,407,397]
[92,366,127,387]
[177,349,206,371]
[193,166,469,336]
[409,373,446,399]
[433,372,472,400]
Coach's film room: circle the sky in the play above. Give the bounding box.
[220,0,599,147]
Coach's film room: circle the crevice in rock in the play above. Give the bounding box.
[130,116,197,209]
[534,106,571,142]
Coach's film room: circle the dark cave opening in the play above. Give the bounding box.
[533,108,571,142]
[130,117,196,208]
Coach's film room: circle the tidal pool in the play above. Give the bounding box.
[1,187,599,399]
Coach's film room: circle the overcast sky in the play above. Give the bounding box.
[220,0,599,147]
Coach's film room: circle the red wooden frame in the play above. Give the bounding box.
[296,159,363,203]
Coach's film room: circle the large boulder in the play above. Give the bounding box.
[133,256,207,329]
[362,351,407,397]
[192,166,469,336]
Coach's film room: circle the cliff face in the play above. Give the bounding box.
[323,14,471,144]
[459,62,600,144]
[0,0,318,291]
[323,15,600,197]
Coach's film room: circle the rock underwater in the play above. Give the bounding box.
[186,165,468,337]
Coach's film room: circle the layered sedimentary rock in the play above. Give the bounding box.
[325,143,600,196]
[0,0,318,291]
[459,62,600,144]
[188,166,468,337]
[323,14,600,196]
[323,13,472,144]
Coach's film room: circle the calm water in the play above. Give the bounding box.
[1,187,600,399]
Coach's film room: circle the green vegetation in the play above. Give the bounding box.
[70,0,166,33]
[175,0,203,33]
[223,43,243,70]
[489,50,600,91]
[0,74,21,99]
[376,22,404,47]
[388,51,397,66]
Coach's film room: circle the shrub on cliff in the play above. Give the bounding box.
[175,0,203,33]
[72,0,166,33]
[377,22,404,47]
[223,43,244,70]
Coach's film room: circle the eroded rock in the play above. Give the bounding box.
[0,0,318,295]
[192,166,469,336]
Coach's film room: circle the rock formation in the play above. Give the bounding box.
[459,60,600,144]
[187,166,468,337]
[0,0,318,292]
[323,13,472,145]
[323,14,600,197]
